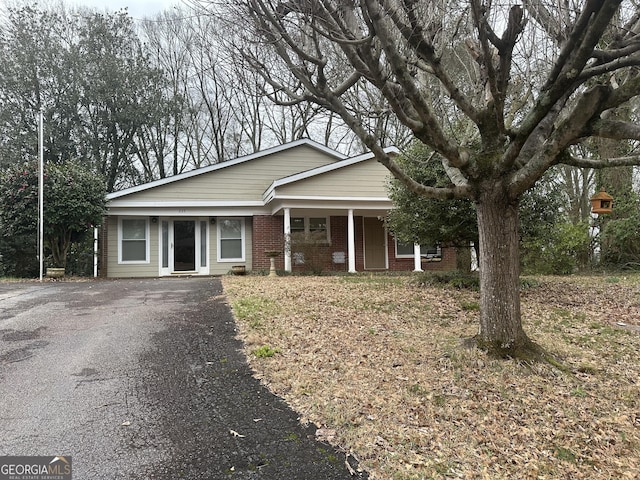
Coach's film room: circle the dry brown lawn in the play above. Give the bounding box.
[222,273,640,480]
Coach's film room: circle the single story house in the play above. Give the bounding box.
[102,139,456,277]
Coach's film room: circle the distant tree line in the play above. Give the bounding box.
[0,2,369,191]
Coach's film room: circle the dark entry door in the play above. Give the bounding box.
[174,220,196,271]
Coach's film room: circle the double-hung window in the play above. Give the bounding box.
[218,218,245,262]
[120,218,149,263]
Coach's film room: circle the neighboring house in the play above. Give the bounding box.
[103,139,456,277]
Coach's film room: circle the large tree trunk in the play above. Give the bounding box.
[476,188,530,355]
[48,233,71,269]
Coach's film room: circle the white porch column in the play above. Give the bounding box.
[413,243,423,272]
[284,208,292,272]
[347,209,357,273]
[94,226,99,277]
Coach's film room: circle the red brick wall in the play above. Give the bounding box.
[289,215,350,273]
[252,215,285,270]
[251,214,457,272]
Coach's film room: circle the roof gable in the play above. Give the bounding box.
[263,146,399,202]
[106,139,347,201]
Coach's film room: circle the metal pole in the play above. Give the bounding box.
[38,110,44,282]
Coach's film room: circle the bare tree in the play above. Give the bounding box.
[559,163,595,224]
[136,10,195,179]
[203,0,640,358]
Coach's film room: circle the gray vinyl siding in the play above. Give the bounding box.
[107,216,253,277]
[277,159,392,197]
[106,216,159,278]
[116,146,337,203]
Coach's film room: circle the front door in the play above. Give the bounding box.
[174,220,196,271]
[159,219,209,276]
[363,217,387,269]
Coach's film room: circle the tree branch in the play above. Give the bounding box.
[362,0,465,167]
[586,118,640,141]
[385,0,481,124]
[602,72,640,109]
[442,157,469,188]
[540,0,605,90]
[523,0,567,44]
[508,84,612,195]
[579,54,640,80]
[517,0,622,143]
[559,153,640,169]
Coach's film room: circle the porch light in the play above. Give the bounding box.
[590,188,613,215]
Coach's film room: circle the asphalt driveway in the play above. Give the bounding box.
[0,278,365,479]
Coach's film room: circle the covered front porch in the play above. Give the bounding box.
[252,206,434,274]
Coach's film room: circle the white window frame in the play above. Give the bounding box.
[118,217,150,264]
[290,216,331,243]
[217,217,245,262]
[395,239,441,259]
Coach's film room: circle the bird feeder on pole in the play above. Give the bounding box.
[590,188,613,215]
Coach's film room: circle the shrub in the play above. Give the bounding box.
[521,222,591,274]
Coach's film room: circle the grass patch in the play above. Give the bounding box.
[252,345,280,358]
[459,300,480,311]
[408,383,428,397]
[554,446,577,463]
[413,272,542,291]
[224,274,640,480]
[232,296,280,328]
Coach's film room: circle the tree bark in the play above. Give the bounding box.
[476,187,530,354]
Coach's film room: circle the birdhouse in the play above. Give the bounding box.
[590,188,613,215]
